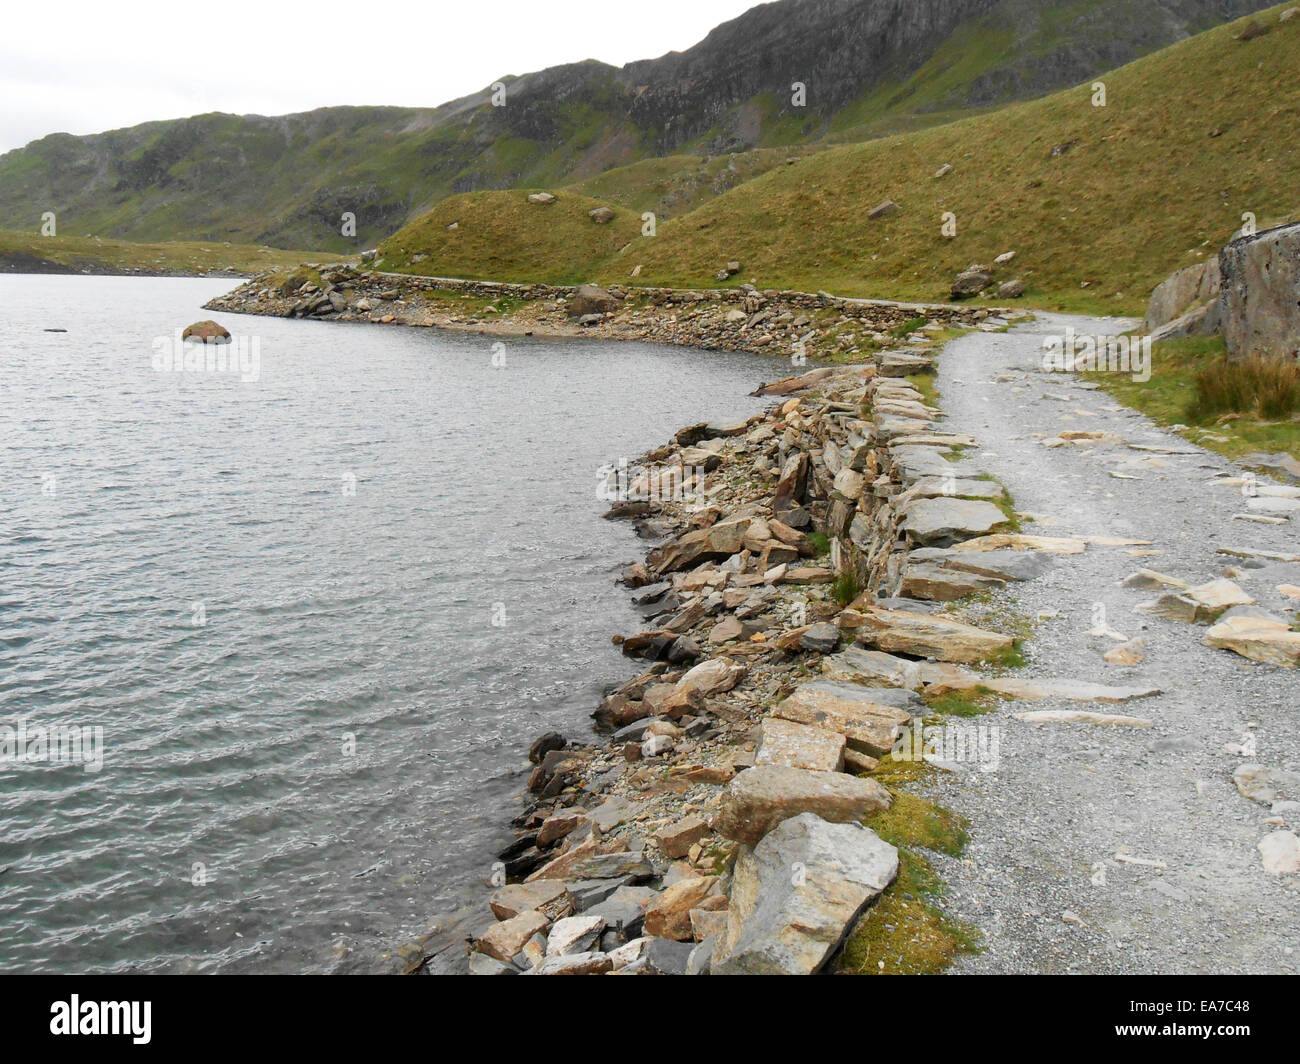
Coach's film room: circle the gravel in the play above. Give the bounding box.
[918,311,1300,975]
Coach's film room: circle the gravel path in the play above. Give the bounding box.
[920,311,1300,974]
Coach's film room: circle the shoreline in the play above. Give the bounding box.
[0,261,253,279]
[208,263,1063,975]
[204,264,1010,363]
[204,262,1054,975]
[384,311,1064,975]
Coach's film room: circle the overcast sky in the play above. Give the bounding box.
[0,0,763,154]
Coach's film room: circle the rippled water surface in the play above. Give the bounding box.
[0,275,774,972]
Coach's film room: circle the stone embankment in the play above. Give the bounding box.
[400,322,1179,976]
[205,265,1003,360]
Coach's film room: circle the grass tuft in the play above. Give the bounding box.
[1186,356,1300,423]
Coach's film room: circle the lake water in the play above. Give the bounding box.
[0,274,775,972]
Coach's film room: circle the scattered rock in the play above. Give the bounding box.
[489,881,573,922]
[1104,637,1146,667]
[568,283,619,316]
[546,915,605,956]
[531,950,613,975]
[773,679,913,756]
[653,815,712,859]
[951,265,993,299]
[856,606,1014,663]
[1204,610,1300,667]
[1258,831,1300,876]
[899,497,1011,546]
[1233,763,1300,805]
[799,621,840,653]
[756,717,847,772]
[1015,710,1154,728]
[643,877,716,940]
[476,910,549,962]
[1143,579,1254,622]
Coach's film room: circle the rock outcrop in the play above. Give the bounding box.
[1217,221,1300,361]
[1143,258,1221,332]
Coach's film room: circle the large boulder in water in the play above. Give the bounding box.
[182,320,231,344]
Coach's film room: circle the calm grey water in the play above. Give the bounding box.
[0,275,774,973]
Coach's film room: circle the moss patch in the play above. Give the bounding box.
[837,757,980,975]
[923,686,1001,717]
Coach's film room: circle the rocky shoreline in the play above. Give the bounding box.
[378,308,1181,976]
[211,265,1251,975]
[209,263,1186,975]
[204,264,1007,361]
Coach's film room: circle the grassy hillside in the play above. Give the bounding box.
[373,192,642,284]
[1096,335,1300,461]
[379,6,1300,313]
[616,6,1300,311]
[0,230,340,276]
[564,148,809,220]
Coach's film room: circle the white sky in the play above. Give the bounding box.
[0,0,764,154]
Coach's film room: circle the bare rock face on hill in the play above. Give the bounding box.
[1144,258,1221,331]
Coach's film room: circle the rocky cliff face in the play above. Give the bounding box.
[622,0,1000,151]
[0,0,1280,249]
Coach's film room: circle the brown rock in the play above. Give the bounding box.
[654,815,712,859]
[537,808,590,847]
[182,320,231,343]
[712,765,891,845]
[489,881,573,922]
[856,606,1014,663]
[774,681,912,756]
[643,877,716,940]
[476,909,549,962]
[755,717,846,772]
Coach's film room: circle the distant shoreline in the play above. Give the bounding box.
[204,265,1006,362]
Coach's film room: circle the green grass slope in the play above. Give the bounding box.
[612,7,1300,311]
[379,7,1300,312]
[372,191,642,284]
